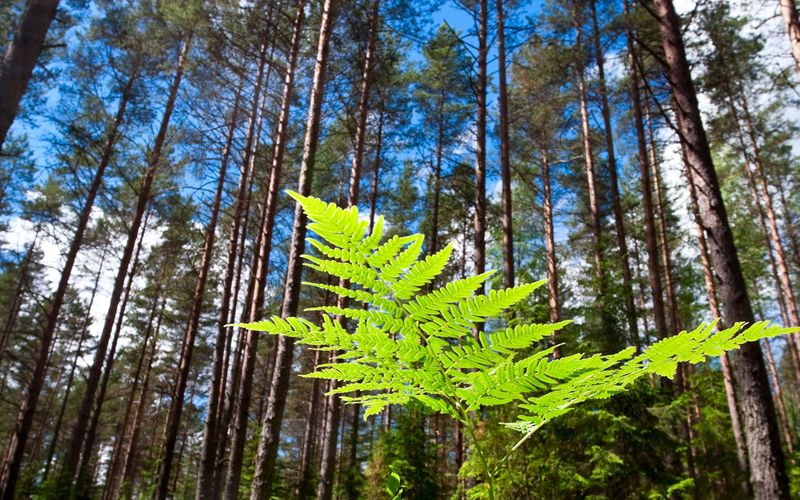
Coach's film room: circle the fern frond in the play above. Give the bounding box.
[392,243,454,299]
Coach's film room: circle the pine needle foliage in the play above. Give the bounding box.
[238,191,798,498]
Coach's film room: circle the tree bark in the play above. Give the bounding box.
[76,208,152,487]
[473,0,488,303]
[496,0,514,289]
[590,0,637,340]
[58,38,190,497]
[0,67,136,500]
[247,1,334,498]
[0,0,59,152]
[574,12,606,318]
[687,165,751,497]
[195,78,244,500]
[779,0,800,78]
[651,0,790,496]
[541,148,561,355]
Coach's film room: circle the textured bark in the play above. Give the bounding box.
[541,149,561,356]
[155,74,243,498]
[687,167,751,497]
[59,39,189,496]
[0,68,136,500]
[651,0,790,496]
[574,14,606,308]
[225,36,274,498]
[496,0,514,288]
[195,79,244,500]
[248,1,335,498]
[473,0,488,301]
[780,0,800,77]
[0,0,59,152]
[590,0,637,339]
[103,286,161,500]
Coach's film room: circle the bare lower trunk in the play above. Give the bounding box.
[541,149,561,355]
[496,0,514,289]
[574,14,606,318]
[763,338,794,454]
[591,0,637,341]
[195,79,244,500]
[0,0,59,151]
[687,167,751,497]
[651,1,789,495]
[247,2,334,499]
[473,0,487,307]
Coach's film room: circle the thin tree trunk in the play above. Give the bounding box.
[368,111,384,233]
[590,0,637,340]
[296,349,323,499]
[0,0,59,152]
[247,2,334,499]
[0,67,136,500]
[652,149,681,334]
[763,338,794,454]
[59,38,189,497]
[195,78,244,500]
[540,148,561,355]
[496,0,513,288]
[102,285,161,500]
[44,247,107,482]
[120,298,166,500]
[430,93,445,257]
[651,1,790,496]
[77,209,152,486]
[0,226,40,366]
[574,12,606,317]
[156,68,251,500]
[473,0,488,302]
[779,0,800,78]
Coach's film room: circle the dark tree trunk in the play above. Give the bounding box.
[0,0,59,152]
[540,149,561,355]
[246,1,333,498]
[651,0,790,496]
[590,0,637,340]
[0,67,136,500]
[473,0,488,302]
[496,0,514,288]
[195,78,244,500]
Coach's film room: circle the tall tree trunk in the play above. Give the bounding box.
[651,1,790,496]
[652,147,681,334]
[368,111,384,233]
[246,1,334,498]
[120,298,166,500]
[590,0,637,341]
[496,0,514,288]
[628,24,667,342]
[0,0,59,152]
[76,208,152,486]
[762,338,794,454]
[540,148,561,355]
[0,67,136,500]
[473,0,488,301]
[195,78,244,500]
[59,38,190,497]
[430,93,445,257]
[102,286,161,500]
[779,0,800,78]
[687,167,751,497]
[155,76,243,497]
[296,349,324,499]
[574,12,606,319]
[43,247,107,482]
